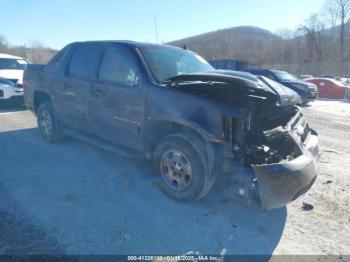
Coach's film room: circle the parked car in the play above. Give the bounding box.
[321,74,335,79]
[305,78,347,99]
[246,69,318,105]
[0,53,28,103]
[338,77,350,86]
[24,41,319,211]
[299,75,313,80]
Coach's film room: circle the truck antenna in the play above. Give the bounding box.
[154,16,159,44]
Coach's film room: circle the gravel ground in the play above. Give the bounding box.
[0,100,349,256]
[273,100,350,255]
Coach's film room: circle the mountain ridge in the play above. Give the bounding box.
[168,25,282,62]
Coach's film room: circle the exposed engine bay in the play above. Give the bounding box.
[167,71,309,165]
[232,104,306,165]
[220,102,318,210]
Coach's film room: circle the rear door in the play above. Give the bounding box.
[57,44,102,132]
[88,44,146,150]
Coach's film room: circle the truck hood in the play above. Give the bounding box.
[0,70,24,85]
[168,71,301,106]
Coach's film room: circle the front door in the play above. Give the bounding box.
[88,45,146,150]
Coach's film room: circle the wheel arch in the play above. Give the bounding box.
[144,118,217,172]
[144,118,216,152]
[33,91,51,113]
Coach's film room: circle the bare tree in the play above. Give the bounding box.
[275,28,295,40]
[274,28,298,65]
[298,14,326,62]
[325,1,340,27]
[216,30,233,59]
[0,35,8,53]
[325,0,350,61]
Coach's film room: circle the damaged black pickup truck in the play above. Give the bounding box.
[24,41,320,210]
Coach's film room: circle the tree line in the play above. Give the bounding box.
[0,36,56,64]
[271,0,350,76]
[170,0,350,77]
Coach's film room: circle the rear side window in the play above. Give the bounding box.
[45,46,69,71]
[98,46,139,86]
[68,45,101,79]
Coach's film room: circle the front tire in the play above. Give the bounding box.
[152,133,215,202]
[37,102,64,143]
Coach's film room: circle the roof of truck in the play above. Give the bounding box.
[0,53,24,59]
[70,40,182,50]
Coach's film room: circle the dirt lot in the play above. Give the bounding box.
[0,100,349,256]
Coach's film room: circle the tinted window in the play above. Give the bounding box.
[69,45,101,78]
[139,46,213,83]
[98,46,139,85]
[263,71,278,80]
[45,46,69,71]
[255,70,268,77]
[271,70,297,81]
[0,58,28,70]
[255,71,277,81]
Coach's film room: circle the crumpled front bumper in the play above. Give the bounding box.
[252,130,320,211]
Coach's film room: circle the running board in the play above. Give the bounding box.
[63,128,148,160]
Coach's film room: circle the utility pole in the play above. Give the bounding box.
[154,16,159,44]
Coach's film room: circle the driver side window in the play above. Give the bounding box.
[98,46,139,86]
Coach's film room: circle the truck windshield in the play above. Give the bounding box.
[271,70,297,81]
[139,46,214,83]
[0,58,28,70]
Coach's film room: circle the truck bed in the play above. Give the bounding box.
[23,64,45,111]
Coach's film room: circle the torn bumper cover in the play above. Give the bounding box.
[252,130,320,211]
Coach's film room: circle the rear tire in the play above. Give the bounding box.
[37,102,65,143]
[152,133,215,202]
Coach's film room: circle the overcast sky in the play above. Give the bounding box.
[1,0,325,49]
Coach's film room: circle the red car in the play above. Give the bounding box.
[305,78,347,99]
